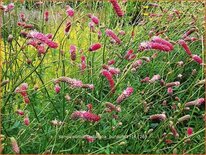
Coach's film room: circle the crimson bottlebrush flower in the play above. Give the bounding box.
[44,11,49,22]
[101,69,115,93]
[102,65,120,75]
[150,113,166,121]
[178,39,192,56]
[54,77,93,90]
[23,24,34,29]
[28,31,58,49]
[66,6,74,17]
[17,22,25,27]
[46,33,53,39]
[165,81,180,87]
[70,45,76,61]
[141,77,150,83]
[37,44,46,54]
[20,13,26,22]
[79,55,86,73]
[54,77,82,88]
[185,98,205,107]
[124,49,133,60]
[90,14,99,25]
[54,84,61,94]
[15,83,30,104]
[187,127,193,136]
[149,74,160,83]
[167,87,173,95]
[65,21,71,34]
[89,43,101,52]
[110,0,124,17]
[105,102,121,112]
[132,59,143,69]
[108,59,115,65]
[84,135,95,143]
[10,137,20,154]
[192,54,203,65]
[4,3,14,12]
[151,36,174,51]
[16,110,24,116]
[170,124,179,138]
[139,41,172,52]
[24,115,30,126]
[106,29,121,44]
[182,28,197,39]
[71,111,101,122]
[116,87,134,104]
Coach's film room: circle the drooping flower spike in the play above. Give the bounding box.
[71,111,100,122]
[106,29,121,44]
[101,69,115,93]
[116,87,134,104]
[89,43,101,52]
[15,83,30,104]
[109,0,124,17]
[178,39,192,56]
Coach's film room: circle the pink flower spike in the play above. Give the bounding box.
[108,59,115,65]
[65,21,71,34]
[167,87,173,95]
[66,7,74,17]
[10,137,20,154]
[149,74,160,83]
[16,110,24,116]
[110,0,124,17]
[4,3,14,12]
[24,115,30,126]
[192,54,203,65]
[187,127,193,136]
[178,39,192,56]
[106,29,121,44]
[124,49,134,60]
[101,69,115,93]
[84,135,95,143]
[44,11,49,22]
[91,15,99,25]
[151,36,174,50]
[71,111,101,122]
[141,77,150,83]
[116,87,133,104]
[54,84,61,94]
[89,43,101,52]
